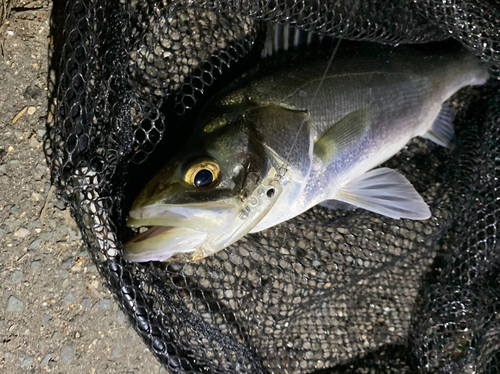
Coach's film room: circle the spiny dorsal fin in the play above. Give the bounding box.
[262,22,323,58]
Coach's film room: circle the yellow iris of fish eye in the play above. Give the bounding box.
[184,159,220,188]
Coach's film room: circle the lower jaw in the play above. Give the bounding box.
[124,225,207,262]
[128,226,175,244]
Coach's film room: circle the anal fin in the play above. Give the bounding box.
[423,103,455,148]
[334,168,431,220]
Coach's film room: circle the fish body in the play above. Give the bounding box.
[125,42,489,262]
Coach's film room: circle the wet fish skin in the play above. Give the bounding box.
[125,42,489,262]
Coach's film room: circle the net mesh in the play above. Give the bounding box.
[46,0,500,373]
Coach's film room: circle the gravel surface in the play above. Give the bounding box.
[0,6,163,373]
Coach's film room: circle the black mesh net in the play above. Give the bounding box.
[46,0,500,373]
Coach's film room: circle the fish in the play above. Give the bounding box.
[124,38,490,263]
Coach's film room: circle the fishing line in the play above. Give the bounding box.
[312,38,342,103]
[277,37,342,181]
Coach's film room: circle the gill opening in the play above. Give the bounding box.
[276,37,342,181]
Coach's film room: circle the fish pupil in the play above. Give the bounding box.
[194,169,213,187]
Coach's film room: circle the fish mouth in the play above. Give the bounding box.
[127,201,240,232]
[124,201,241,262]
[124,225,208,262]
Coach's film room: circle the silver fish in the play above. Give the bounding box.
[125,42,489,262]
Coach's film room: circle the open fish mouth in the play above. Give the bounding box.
[124,202,241,262]
[127,201,242,232]
[124,225,208,262]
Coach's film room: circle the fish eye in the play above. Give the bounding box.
[184,159,220,188]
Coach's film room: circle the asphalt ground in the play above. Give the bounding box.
[0,5,164,373]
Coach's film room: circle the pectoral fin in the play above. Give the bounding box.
[313,108,371,165]
[333,168,431,220]
[423,103,455,148]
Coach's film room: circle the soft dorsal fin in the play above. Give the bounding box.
[332,167,431,220]
[423,103,455,148]
[313,107,371,165]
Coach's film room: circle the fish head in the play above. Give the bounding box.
[125,103,283,262]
